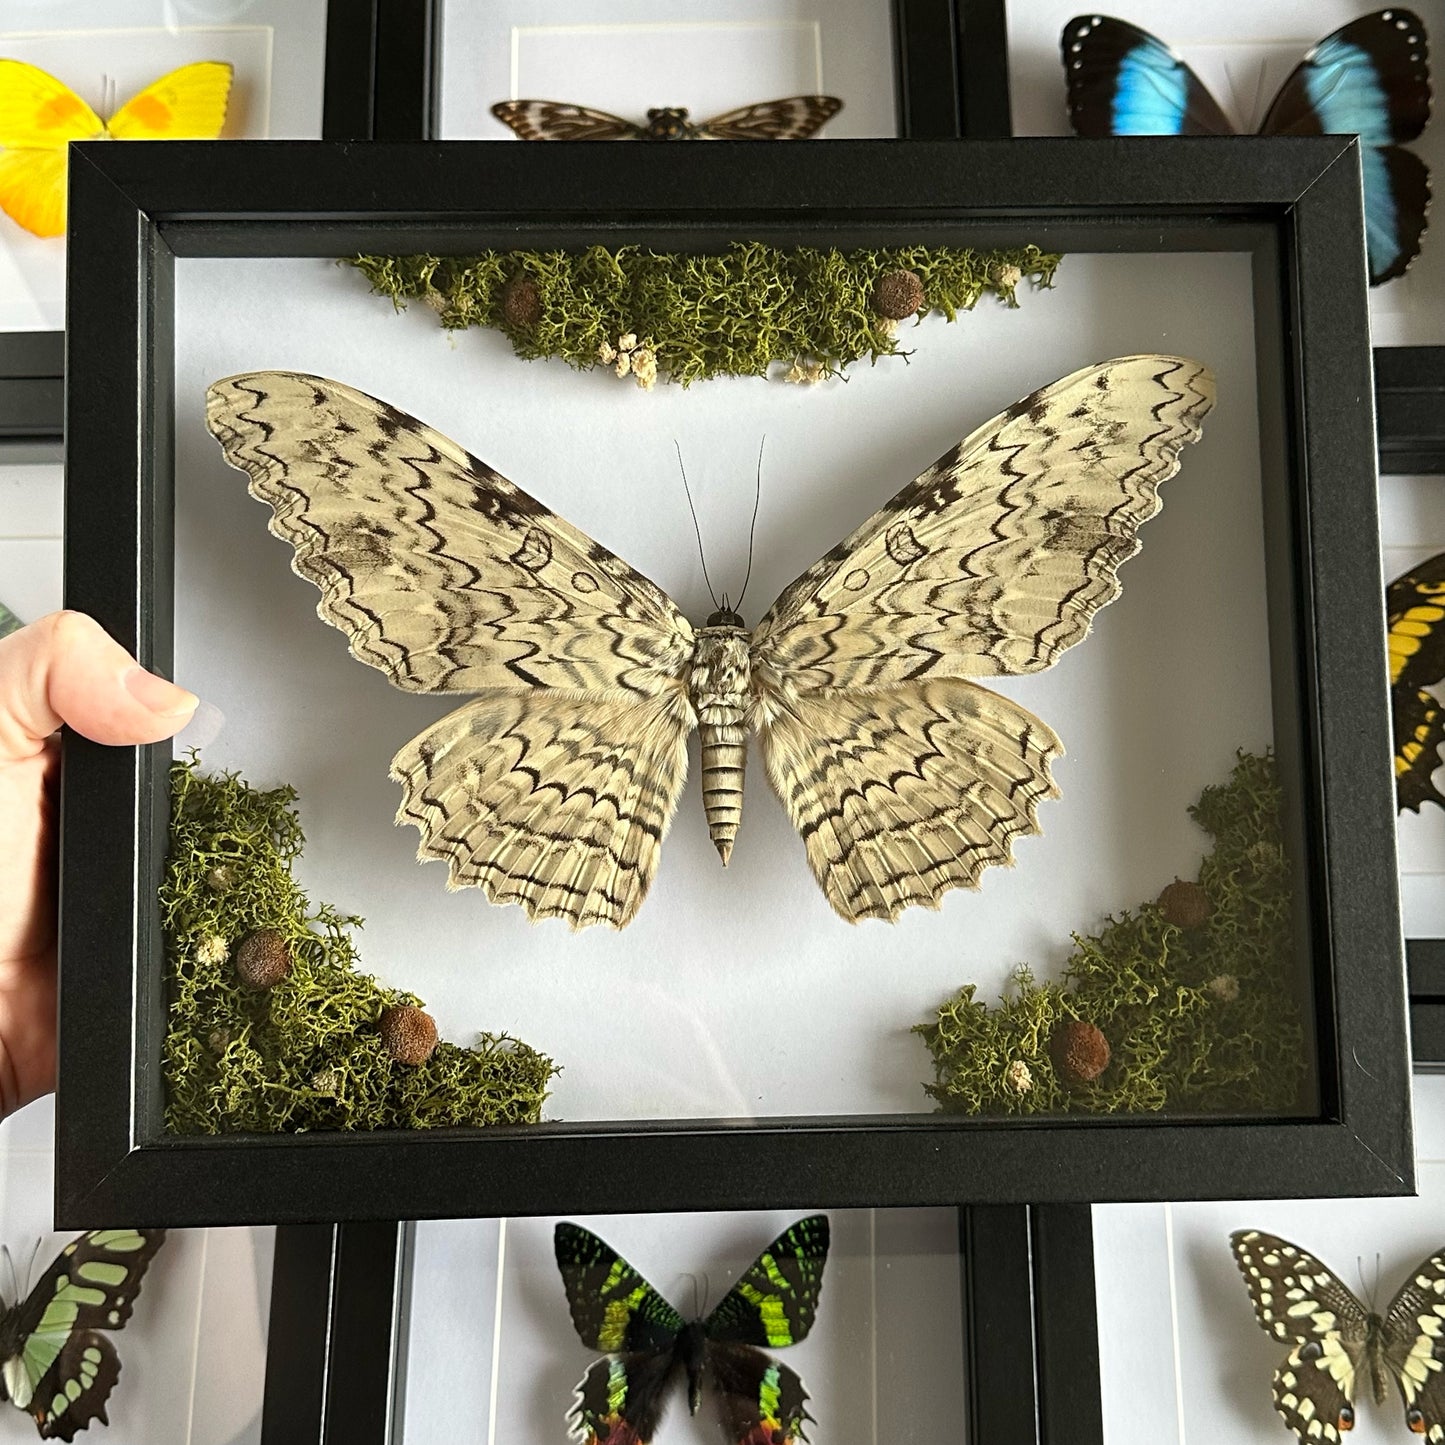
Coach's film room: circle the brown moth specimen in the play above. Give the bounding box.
[490,95,842,141]
[205,357,1214,929]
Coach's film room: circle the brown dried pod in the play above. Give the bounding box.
[379,1004,439,1066]
[234,928,291,990]
[1158,878,1212,930]
[501,272,543,328]
[1050,1019,1111,1085]
[870,268,925,320]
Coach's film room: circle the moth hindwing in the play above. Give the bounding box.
[1231,1228,1445,1443]
[205,355,1214,929]
[554,1217,830,1445]
[0,1228,165,1441]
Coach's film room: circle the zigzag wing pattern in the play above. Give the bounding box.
[759,681,1062,921]
[205,372,694,697]
[751,355,1215,691]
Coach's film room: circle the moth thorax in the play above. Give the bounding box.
[690,626,751,867]
[644,107,692,139]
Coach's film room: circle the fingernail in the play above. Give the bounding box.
[124,666,200,717]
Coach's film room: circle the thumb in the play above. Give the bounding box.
[0,611,199,760]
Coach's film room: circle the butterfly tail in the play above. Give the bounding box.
[31,1331,119,1442]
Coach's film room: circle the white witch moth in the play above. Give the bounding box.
[205,356,1214,929]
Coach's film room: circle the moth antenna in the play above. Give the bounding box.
[22,1237,41,1297]
[676,442,720,610]
[734,437,764,614]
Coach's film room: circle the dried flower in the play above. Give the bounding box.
[1207,974,1240,1003]
[875,316,899,338]
[631,346,658,391]
[207,1026,231,1055]
[501,272,542,328]
[1050,1019,1111,1085]
[597,340,617,364]
[991,263,1023,289]
[618,332,638,352]
[205,864,235,892]
[234,928,291,990]
[196,934,229,966]
[379,1004,439,1066]
[311,1068,340,1097]
[1158,878,1212,930]
[870,268,925,320]
[614,351,633,379]
[1006,1058,1033,1094]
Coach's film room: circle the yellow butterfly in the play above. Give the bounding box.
[0,59,233,237]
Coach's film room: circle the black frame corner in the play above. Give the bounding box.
[0,1,388,445]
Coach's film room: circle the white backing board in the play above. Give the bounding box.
[171,248,1276,1123]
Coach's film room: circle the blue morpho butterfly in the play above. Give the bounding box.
[1062,10,1432,284]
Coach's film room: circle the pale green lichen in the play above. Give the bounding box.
[916,752,1307,1117]
[161,757,556,1133]
[347,242,1062,385]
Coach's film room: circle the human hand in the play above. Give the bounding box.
[0,612,198,1119]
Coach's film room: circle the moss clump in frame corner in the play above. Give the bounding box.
[161,757,556,1133]
[915,751,1308,1117]
[347,242,1062,387]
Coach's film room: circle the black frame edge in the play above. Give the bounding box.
[1375,346,1445,476]
[261,1221,403,1445]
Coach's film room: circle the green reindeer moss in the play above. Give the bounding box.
[162,757,555,1133]
[916,752,1307,1117]
[348,242,1062,387]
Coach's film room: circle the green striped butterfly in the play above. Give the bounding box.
[554,1216,829,1445]
[0,1229,165,1440]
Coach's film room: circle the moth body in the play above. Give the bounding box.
[676,1319,708,1413]
[691,612,751,866]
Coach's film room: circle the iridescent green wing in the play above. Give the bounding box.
[553,1223,684,1354]
[0,1229,165,1441]
[704,1215,830,1348]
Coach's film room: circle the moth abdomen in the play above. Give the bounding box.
[690,626,752,866]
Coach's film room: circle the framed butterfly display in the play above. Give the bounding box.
[1060,9,1433,285]
[0,1229,165,1441]
[554,1216,829,1445]
[1387,550,1445,812]
[491,96,842,142]
[52,130,1413,1223]
[1231,1229,1445,1443]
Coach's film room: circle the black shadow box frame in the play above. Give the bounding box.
[258,1206,1102,1445]
[57,134,1409,1226]
[0,0,385,444]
